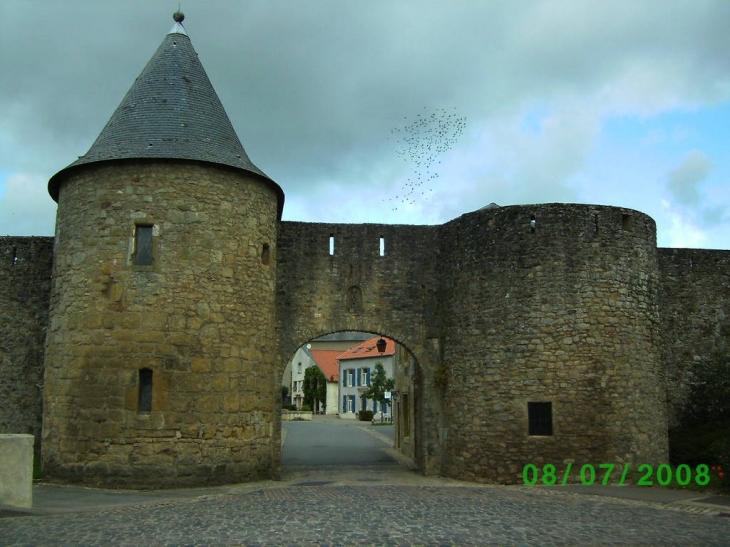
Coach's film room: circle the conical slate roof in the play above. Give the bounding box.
[49,18,283,215]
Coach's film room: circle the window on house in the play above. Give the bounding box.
[297,362,302,373]
[138,368,153,412]
[363,367,370,386]
[348,369,354,386]
[528,402,553,435]
[348,395,356,413]
[133,225,154,266]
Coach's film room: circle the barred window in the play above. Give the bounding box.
[528,402,553,436]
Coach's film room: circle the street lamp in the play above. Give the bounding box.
[376,337,387,353]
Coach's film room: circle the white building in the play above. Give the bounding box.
[338,336,395,419]
[285,332,370,411]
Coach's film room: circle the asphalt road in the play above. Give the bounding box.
[282,419,395,467]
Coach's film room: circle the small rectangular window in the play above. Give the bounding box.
[621,214,633,231]
[379,236,386,257]
[528,402,552,435]
[329,235,335,256]
[139,368,153,412]
[133,225,154,266]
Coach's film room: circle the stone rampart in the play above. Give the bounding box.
[658,248,730,424]
[276,221,441,471]
[0,237,53,456]
[435,204,667,483]
[1,198,728,488]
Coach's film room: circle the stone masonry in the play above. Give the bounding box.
[0,15,728,488]
[42,161,280,487]
[0,237,53,458]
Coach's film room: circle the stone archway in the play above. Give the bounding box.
[276,327,435,475]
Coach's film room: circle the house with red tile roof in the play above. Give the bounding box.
[338,336,396,419]
[285,332,370,413]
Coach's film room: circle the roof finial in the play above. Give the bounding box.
[169,7,187,35]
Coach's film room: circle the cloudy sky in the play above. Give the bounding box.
[1,0,729,249]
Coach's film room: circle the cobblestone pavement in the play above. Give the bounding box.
[2,479,729,546]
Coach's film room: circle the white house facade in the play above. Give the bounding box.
[338,337,395,419]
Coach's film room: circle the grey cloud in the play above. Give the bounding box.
[666,149,714,207]
[1,0,730,238]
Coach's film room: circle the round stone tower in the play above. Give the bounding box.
[437,203,667,483]
[43,14,284,487]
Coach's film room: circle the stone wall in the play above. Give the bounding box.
[658,248,730,425]
[2,195,728,488]
[435,204,667,483]
[0,237,53,455]
[276,221,440,472]
[42,159,280,488]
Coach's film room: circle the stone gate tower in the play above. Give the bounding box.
[43,13,284,487]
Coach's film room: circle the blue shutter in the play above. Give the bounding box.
[343,373,347,387]
[343,395,347,413]
[357,368,362,386]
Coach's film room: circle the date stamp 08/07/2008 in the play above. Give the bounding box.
[522,463,724,487]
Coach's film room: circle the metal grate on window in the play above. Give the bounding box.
[528,402,553,435]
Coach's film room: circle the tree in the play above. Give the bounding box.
[361,362,394,414]
[302,365,326,411]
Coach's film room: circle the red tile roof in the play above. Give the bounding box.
[337,336,396,361]
[309,350,343,382]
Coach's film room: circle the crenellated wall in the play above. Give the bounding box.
[0,237,54,456]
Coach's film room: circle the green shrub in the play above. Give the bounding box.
[301,404,312,412]
[358,410,374,422]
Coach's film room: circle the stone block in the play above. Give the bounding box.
[0,434,34,508]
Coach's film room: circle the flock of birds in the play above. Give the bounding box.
[385,106,467,210]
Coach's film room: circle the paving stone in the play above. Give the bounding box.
[2,484,729,546]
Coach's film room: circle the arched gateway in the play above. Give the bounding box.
[41,14,667,488]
